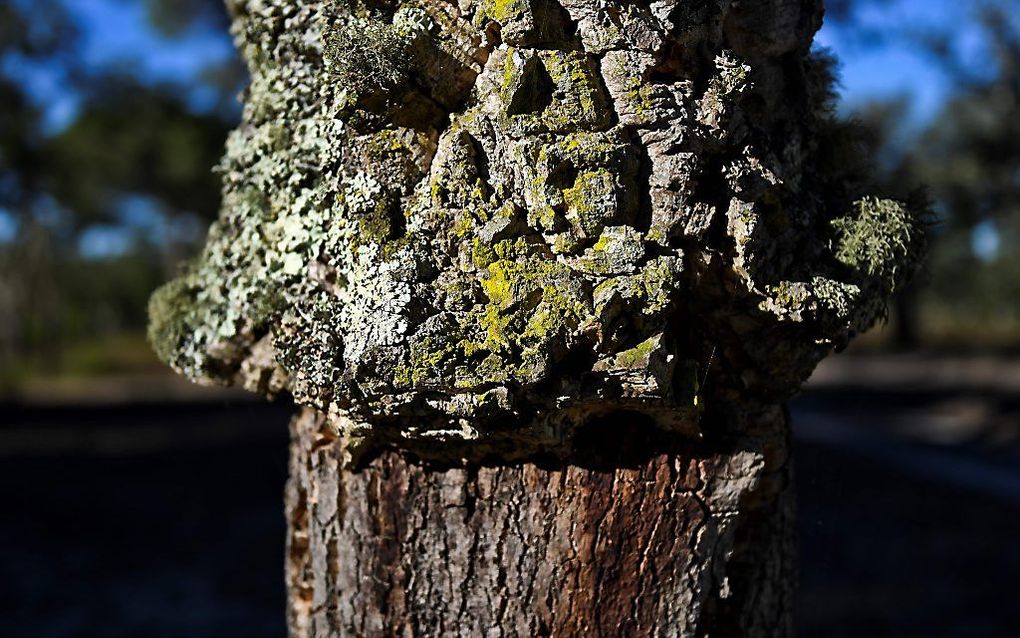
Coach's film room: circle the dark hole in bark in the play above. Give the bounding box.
[464,131,491,189]
[629,129,655,232]
[540,0,579,40]
[691,153,732,245]
[691,154,729,211]
[570,410,671,470]
[383,193,408,240]
[389,92,448,131]
[546,158,577,190]
[363,0,398,15]
[506,57,555,115]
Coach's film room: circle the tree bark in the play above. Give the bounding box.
[147,1,925,634]
[285,404,795,637]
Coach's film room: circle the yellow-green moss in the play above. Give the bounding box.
[614,336,657,369]
[147,278,198,369]
[564,169,614,236]
[477,0,528,24]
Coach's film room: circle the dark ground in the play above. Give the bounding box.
[1,386,1018,637]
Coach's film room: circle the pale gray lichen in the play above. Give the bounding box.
[832,197,927,298]
[324,16,412,99]
[150,0,924,460]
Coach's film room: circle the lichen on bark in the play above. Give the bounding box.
[149,0,924,462]
[147,1,929,635]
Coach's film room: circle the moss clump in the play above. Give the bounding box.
[323,18,412,98]
[832,197,927,296]
[477,0,529,24]
[524,133,637,246]
[563,169,616,237]
[147,278,199,370]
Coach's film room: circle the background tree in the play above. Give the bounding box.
[829,0,1020,346]
[911,6,1020,343]
[0,0,242,383]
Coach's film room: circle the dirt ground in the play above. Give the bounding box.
[1,353,1018,637]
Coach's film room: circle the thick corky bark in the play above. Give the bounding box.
[286,405,795,637]
[147,0,924,634]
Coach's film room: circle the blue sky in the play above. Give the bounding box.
[815,0,998,125]
[4,0,236,132]
[66,1,234,77]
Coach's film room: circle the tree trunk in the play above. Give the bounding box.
[892,284,921,350]
[285,404,795,637]
[148,0,925,634]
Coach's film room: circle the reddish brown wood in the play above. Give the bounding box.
[285,406,795,637]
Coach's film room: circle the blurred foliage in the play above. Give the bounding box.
[140,0,232,38]
[856,3,1020,347]
[45,79,227,227]
[0,0,242,389]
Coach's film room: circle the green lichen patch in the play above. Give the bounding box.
[592,255,684,352]
[147,277,202,374]
[575,225,645,274]
[761,277,860,328]
[474,0,573,47]
[698,52,752,131]
[563,169,621,238]
[476,0,530,25]
[518,132,639,251]
[455,255,595,383]
[395,313,464,388]
[498,48,614,134]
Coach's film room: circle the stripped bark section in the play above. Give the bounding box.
[286,406,794,637]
